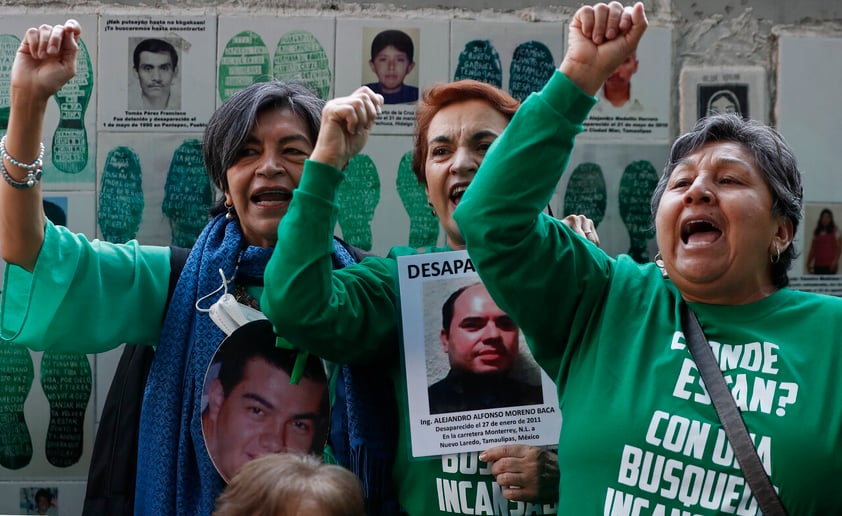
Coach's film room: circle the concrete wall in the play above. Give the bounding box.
[2,0,839,133]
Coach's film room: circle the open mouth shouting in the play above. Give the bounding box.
[681,218,722,247]
[251,188,293,209]
[449,183,469,209]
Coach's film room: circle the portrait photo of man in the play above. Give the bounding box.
[427,282,543,414]
[128,37,181,111]
[201,320,329,482]
[598,51,642,110]
[362,28,419,104]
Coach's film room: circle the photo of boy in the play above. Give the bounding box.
[363,29,419,104]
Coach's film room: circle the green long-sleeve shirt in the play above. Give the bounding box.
[1,221,170,352]
[262,160,558,515]
[456,70,842,514]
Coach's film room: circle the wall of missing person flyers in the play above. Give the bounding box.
[0,2,840,513]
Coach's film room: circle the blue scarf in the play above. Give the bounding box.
[327,244,402,514]
[333,362,402,515]
[135,215,249,515]
[134,215,358,515]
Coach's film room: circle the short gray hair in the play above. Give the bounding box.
[203,81,325,216]
[650,113,803,288]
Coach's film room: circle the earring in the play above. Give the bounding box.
[654,251,668,277]
[429,203,436,217]
[224,201,235,220]
[770,245,781,264]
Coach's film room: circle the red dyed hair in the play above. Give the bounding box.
[411,80,520,185]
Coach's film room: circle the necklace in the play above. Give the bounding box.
[233,283,260,310]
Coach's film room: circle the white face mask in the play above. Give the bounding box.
[196,269,267,335]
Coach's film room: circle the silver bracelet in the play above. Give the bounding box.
[1,159,42,189]
[0,135,45,171]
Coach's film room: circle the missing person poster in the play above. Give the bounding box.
[578,26,672,143]
[335,18,449,135]
[200,320,330,483]
[398,249,561,458]
[97,14,216,132]
[679,66,767,133]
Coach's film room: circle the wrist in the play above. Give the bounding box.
[309,146,347,171]
[10,85,51,112]
[559,60,604,97]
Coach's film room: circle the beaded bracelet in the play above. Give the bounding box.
[0,135,45,189]
[1,160,42,189]
[0,135,44,171]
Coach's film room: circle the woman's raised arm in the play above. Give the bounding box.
[0,20,80,270]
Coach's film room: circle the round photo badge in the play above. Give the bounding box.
[200,319,330,482]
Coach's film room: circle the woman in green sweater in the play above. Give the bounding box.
[457,2,842,514]
[0,20,361,515]
[258,9,627,515]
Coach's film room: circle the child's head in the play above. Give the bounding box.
[369,29,415,94]
[213,453,365,516]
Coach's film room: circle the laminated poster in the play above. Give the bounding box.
[98,14,216,133]
[398,250,561,458]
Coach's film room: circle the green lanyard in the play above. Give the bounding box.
[275,335,308,385]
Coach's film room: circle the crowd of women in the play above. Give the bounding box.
[1,2,840,515]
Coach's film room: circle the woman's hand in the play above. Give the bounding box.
[12,20,81,102]
[480,444,560,503]
[1,20,80,270]
[561,213,601,247]
[310,87,383,170]
[560,2,647,96]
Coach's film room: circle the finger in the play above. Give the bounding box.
[325,99,357,135]
[356,84,375,96]
[48,24,67,56]
[586,223,601,247]
[495,471,524,489]
[20,27,39,56]
[62,20,82,50]
[591,2,611,44]
[500,484,537,502]
[354,94,377,133]
[360,92,380,123]
[343,98,362,134]
[573,215,587,235]
[372,92,384,114]
[604,1,625,40]
[625,2,649,48]
[575,5,595,40]
[35,24,54,59]
[575,215,596,243]
[355,85,383,109]
[64,19,82,36]
[343,102,363,135]
[618,5,635,33]
[480,444,527,463]
[561,214,584,235]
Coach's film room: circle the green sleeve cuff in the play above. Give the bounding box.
[299,159,344,202]
[540,70,598,126]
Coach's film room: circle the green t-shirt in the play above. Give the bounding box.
[456,70,842,514]
[262,160,559,514]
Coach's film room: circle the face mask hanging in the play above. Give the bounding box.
[196,268,267,335]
